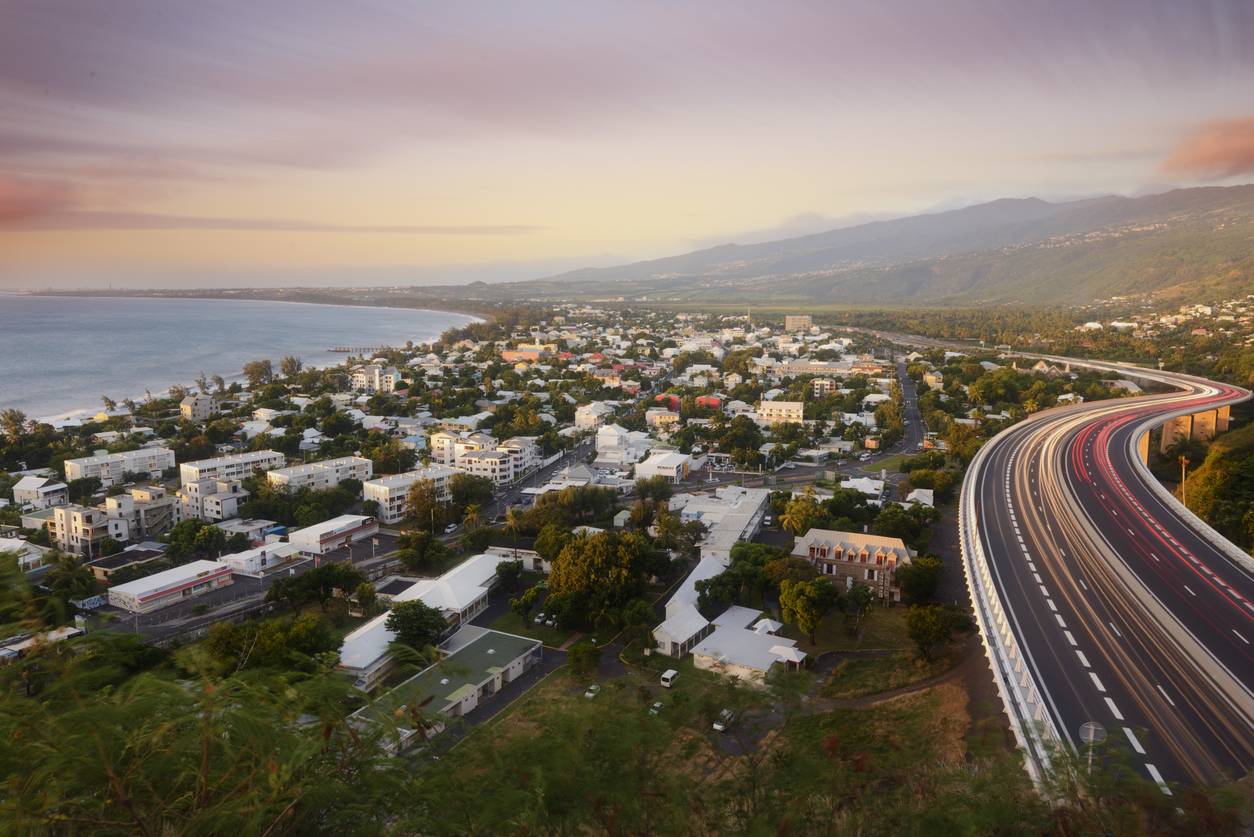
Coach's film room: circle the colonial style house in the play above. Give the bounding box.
[791,529,913,603]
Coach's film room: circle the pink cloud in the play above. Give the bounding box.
[1161,116,1254,180]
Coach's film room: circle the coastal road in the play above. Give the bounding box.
[966,363,1253,789]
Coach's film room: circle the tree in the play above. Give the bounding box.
[566,640,602,677]
[634,475,673,503]
[842,584,874,637]
[906,604,974,661]
[503,506,524,558]
[1,408,28,443]
[405,478,445,532]
[386,600,449,651]
[364,436,416,475]
[355,582,378,615]
[395,530,451,573]
[546,531,652,628]
[780,492,824,535]
[242,359,274,388]
[895,555,943,604]
[98,537,122,557]
[43,551,97,614]
[763,556,817,587]
[510,585,540,622]
[450,473,495,509]
[779,577,837,644]
[534,522,571,563]
[496,559,524,593]
[280,355,304,378]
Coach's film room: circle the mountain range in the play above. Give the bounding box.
[497,184,1254,306]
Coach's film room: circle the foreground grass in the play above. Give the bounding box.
[821,649,957,699]
[780,605,914,654]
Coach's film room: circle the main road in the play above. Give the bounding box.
[962,359,1253,791]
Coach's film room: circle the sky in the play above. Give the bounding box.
[2,0,1254,289]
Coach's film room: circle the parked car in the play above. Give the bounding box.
[713,709,735,732]
[444,523,458,534]
[648,701,663,716]
[533,612,546,624]
[660,669,679,688]
[584,684,601,699]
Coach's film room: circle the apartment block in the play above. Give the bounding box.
[351,364,402,393]
[177,479,248,521]
[179,394,217,421]
[784,314,812,332]
[179,450,286,486]
[64,447,176,487]
[756,400,804,424]
[362,466,458,524]
[266,456,373,492]
[49,504,128,557]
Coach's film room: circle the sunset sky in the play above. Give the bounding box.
[2,0,1253,288]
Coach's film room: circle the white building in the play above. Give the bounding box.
[756,400,804,424]
[595,423,652,467]
[288,514,379,556]
[107,560,233,614]
[177,478,248,521]
[634,451,691,483]
[363,466,458,524]
[456,449,515,486]
[574,401,615,429]
[179,450,286,486]
[691,606,803,685]
[218,542,302,577]
[429,430,496,466]
[0,537,51,571]
[338,553,509,690]
[49,504,128,557]
[180,394,217,421]
[351,364,402,393]
[266,456,373,492]
[12,476,68,510]
[64,447,175,487]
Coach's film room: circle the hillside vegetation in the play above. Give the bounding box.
[1182,420,1254,551]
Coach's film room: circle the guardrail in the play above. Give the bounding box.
[959,425,1061,788]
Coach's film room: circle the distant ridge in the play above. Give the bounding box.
[505,184,1254,306]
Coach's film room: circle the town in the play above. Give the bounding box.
[5,297,1202,826]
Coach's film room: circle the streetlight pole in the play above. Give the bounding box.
[1179,455,1190,507]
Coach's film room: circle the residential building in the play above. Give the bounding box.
[498,436,541,478]
[574,401,615,429]
[177,478,248,522]
[456,449,515,485]
[595,423,652,466]
[49,504,128,557]
[784,314,813,332]
[363,466,457,524]
[179,450,286,486]
[288,514,379,556]
[756,400,804,424]
[644,407,681,430]
[811,378,837,397]
[12,476,68,510]
[107,560,233,614]
[923,371,945,391]
[430,430,496,465]
[351,364,402,393]
[103,485,178,539]
[64,447,175,487]
[791,529,913,602]
[0,537,51,572]
[179,394,217,421]
[213,517,281,545]
[266,456,373,492]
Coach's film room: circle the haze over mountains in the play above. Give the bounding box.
[504,184,1254,306]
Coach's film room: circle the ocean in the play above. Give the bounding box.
[0,294,478,420]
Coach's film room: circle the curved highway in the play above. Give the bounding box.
[963,361,1253,791]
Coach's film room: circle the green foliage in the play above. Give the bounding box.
[203,612,336,672]
[906,604,975,661]
[239,479,359,528]
[266,562,364,611]
[1180,420,1254,549]
[566,641,602,677]
[634,475,673,503]
[165,518,227,562]
[546,531,655,628]
[395,530,452,573]
[896,554,944,604]
[779,576,838,643]
[386,600,449,651]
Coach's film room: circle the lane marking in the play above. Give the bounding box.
[1089,672,1106,692]
[1234,630,1249,645]
[1145,764,1172,796]
[1076,650,1091,668]
[1183,585,1196,597]
[1064,630,1077,646]
[1109,622,1122,637]
[1046,599,1058,612]
[1156,684,1176,707]
[1078,577,1089,591]
[1055,614,1067,628]
[1123,727,1145,755]
[1105,697,1124,720]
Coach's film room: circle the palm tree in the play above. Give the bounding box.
[45,551,97,606]
[1,408,28,443]
[504,507,523,559]
[462,503,483,531]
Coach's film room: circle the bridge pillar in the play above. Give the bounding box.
[1191,409,1218,444]
[1160,415,1193,454]
[1216,405,1231,433]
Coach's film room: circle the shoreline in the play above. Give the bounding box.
[19,288,495,323]
[2,294,483,423]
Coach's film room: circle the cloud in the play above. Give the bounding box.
[1160,116,1254,179]
[2,209,541,235]
[0,176,75,225]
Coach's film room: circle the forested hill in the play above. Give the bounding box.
[502,184,1254,306]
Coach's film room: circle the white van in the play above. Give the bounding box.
[660,669,679,688]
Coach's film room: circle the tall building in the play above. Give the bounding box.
[362,466,458,524]
[266,456,373,492]
[179,450,286,486]
[64,447,176,487]
[784,314,813,332]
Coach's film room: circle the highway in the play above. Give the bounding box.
[963,361,1253,790]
